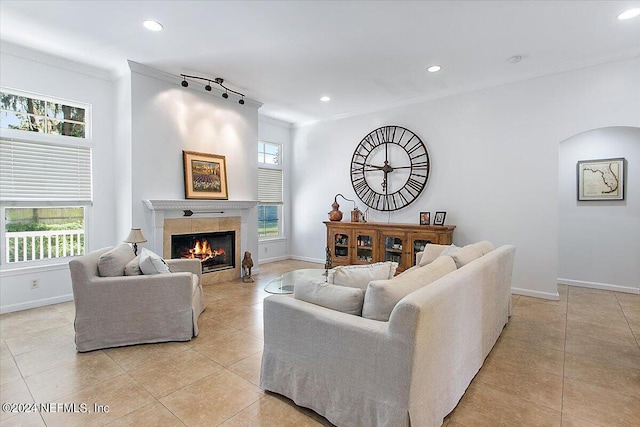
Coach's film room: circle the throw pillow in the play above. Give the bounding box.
[294,277,365,316]
[138,248,170,275]
[329,261,398,290]
[124,255,142,276]
[439,244,460,257]
[98,244,135,277]
[449,244,483,268]
[418,244,452,266]
[362,255,457,321]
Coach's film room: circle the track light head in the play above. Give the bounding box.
[181,77,188,87]
[239,98,245,105]
[222,92,229,99]
[205,82,212,91]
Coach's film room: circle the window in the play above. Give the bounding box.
[5,207,85,263]
[258,205,279,238]
[1,91,87,138]
[258,141,283,238]
[258,141,280,165]
[0,89,91,266]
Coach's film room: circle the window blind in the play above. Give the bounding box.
[0,139,92,203]
[258,168,283,204]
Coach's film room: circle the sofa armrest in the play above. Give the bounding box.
[166,258,202,279]
[261,296,414,413]
[389,244,516,427]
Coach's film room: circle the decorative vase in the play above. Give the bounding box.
[328,200,343,221]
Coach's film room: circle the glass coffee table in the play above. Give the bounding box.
[264,268,327,294]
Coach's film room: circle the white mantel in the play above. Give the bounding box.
[143,199,258,257]
[144,199,257,212]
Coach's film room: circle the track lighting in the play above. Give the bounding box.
[179,74,246,105]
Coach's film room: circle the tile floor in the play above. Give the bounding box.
[1,259,639,426]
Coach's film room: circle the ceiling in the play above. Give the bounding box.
[1,1,639,124]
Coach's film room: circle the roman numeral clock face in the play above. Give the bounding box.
[350,126,430,211]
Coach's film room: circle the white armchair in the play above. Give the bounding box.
[69,246,205,352]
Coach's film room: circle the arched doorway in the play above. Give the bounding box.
[557,126,639,293]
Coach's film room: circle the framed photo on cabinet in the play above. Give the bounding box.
[420,212,430,225]
[433,211,447,226]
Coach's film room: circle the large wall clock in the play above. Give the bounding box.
[350,125,430,211]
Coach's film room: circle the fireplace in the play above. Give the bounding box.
[171,231,236,274]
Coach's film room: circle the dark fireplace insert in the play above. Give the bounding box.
[171,231,235,274]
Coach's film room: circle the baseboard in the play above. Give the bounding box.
[558,278,639,294]
[257,255,291,264]
[288,255,324,264]
[511,287,560,301]
[0,294,74,314]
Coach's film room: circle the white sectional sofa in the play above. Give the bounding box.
[260,242,516,427]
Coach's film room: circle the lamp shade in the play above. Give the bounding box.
[124,228,147,244]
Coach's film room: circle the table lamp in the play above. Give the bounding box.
[124,228,147,256]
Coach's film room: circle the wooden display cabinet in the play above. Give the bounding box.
[324,221,455,272]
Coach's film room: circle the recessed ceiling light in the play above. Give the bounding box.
[143,20,163,31]
[426,65,442,73]
[508,55,522,64]
[320,96,331,102]
[618,8,640,20]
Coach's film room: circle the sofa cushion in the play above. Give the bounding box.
[395,264,420,278]
[418,244,452,266]
[98,244,135,277]
[472,240,494,256]
[124,255,142,276]
[449,244,483,268]
[329,261,398,290]
[294,277,365,315]
[362,256,457,321]
[139,248,170,275]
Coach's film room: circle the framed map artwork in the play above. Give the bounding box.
[577,157,625,201]
[183,151,229,199]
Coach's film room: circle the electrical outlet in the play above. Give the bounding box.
[31,279,39,289]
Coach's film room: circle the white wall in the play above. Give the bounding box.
[258,116,293,263]
[113,72,133,242]
[291,57,640,299]
[0,43,116,312]
[558,127,639,292]
[127,63,261,263]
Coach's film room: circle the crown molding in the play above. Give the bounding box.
[258,115,294,129]
[0,40,115,81]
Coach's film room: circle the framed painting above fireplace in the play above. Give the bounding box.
[183,151,229,199]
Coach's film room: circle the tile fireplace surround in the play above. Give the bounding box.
[144,200,257,284]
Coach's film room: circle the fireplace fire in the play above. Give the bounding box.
[171,231,235,274]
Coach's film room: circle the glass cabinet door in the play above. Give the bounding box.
[355,232,375,264]
[383,234,405,265]
[332,232,350,262]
